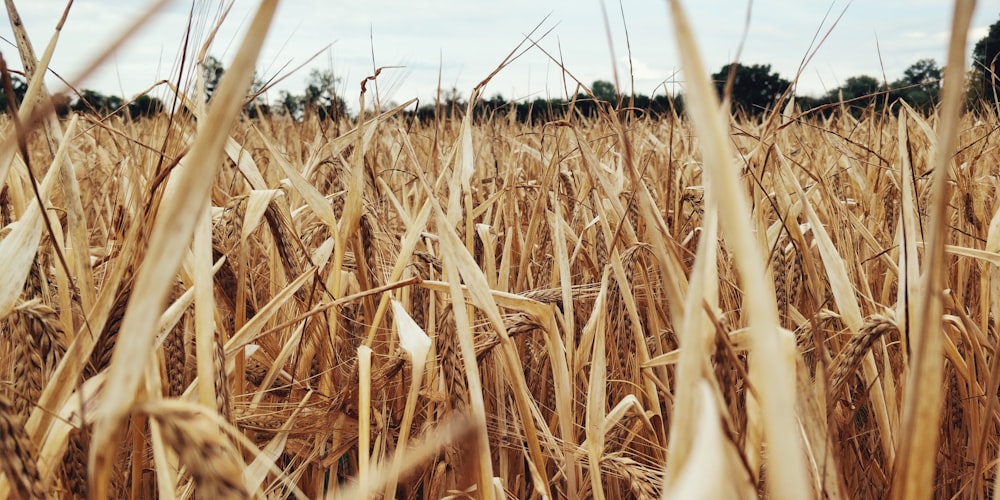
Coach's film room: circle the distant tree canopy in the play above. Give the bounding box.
[712,63,790,115]
[828,74,883,110]
[892,58,941,110]
[592,80,618,102]
[0,46,973,122]
[302,68,347,121]
[71,89,124,115]
[403,79,680,124]
[198,56,346,121]
[803,59,942,115]
[203,55,225,102]
[0,74,27,114]
[68,89,163,119]
[973,15,1000,105]
[127,94,165,119]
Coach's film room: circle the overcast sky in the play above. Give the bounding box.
[0,1,995,111]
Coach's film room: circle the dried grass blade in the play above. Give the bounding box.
[892,2,976,498]
[433,211,501,500]
[0,146,60,319]
[223,267,314,358]
[584,271,610,500]
[665,1,809,496]
[420,276,573,476]
[26,215,138,451]
[363,201,432,347]
[147,417,176,500]
[224,136,268,190]
[384,300,431,498]
[241,189,283,240]
[4,0,63,119]
[259,128,338,231]
[549,204,576,350]
[661,381,729,498]
[665,174,718,484]
[88,2,278,497]
[439,230,554,498]
[777,145,897,464]
[4,2,98,314]
[192,197,217,411]
[936,244,1000,266]
[775,147,862,331]
[244,392,314,498]
[34,373,103,490]
[418,280,550,319]
[987,182,1000,370]
[897,110,919,368]
[357,345,373,490]
[331,417,475,500]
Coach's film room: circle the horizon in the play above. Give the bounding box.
[0,1,994,112]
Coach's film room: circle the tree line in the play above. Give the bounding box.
[2,14,999,122]
[411,55,947,123]
[0,55,347,122]
[0,74,165,119]
[423,15,1000,122]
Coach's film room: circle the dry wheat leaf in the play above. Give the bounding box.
[242,189,283,241]
[89,4,278,495]
[666,0,809,495]
[224,267,315,358]
[0,149,61,319]
[893,3,975,498]
[661,381,730,498]
[260,128,339,231]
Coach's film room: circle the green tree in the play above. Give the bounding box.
[200,56,273,114]
[972,15,1000,104]
[591,80,617,102]
[277,90,301,118]
[202,55,225,102]
[0,73,27,114]
[128,94,164,119]
[443,87,464,109]
[828,75,882,107]
[71,89,124,115]
[891,58,941,111]
[902,58,941,87]
[711,63,790,115]
[304,68,346,121]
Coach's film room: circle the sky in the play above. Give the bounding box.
[0,1,995,112]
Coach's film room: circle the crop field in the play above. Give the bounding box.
[0,0,996,498]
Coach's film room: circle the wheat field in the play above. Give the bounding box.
[0,0,996,498]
